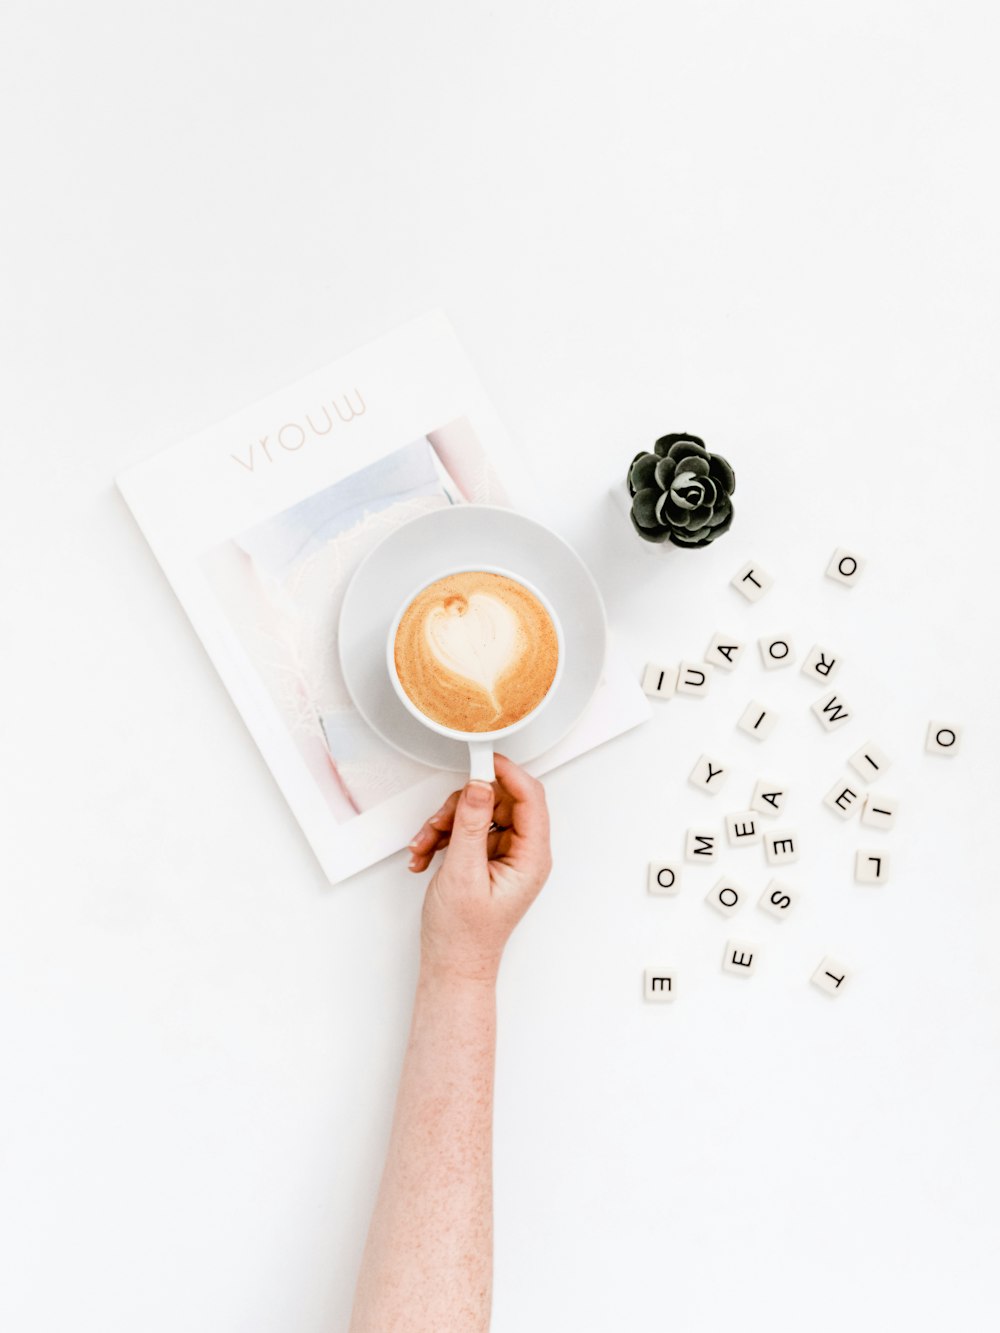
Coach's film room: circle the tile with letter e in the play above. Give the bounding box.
[926,721,961,755]
[812,691,852,732]
[722,939,760,977]
[765,829,799,865]
[688,754,730,796]
[811,957,851,996]
[647,861,682,896]
[849,741,891,782]
[802,643,842,684]
[706,876,745,917]
[826,548,866,586]
[726,810,762,847]
[861,793,898,830]
[751,779,787,818]
[641,662,677,699]
[738,699,778,740]
[823,778,862,820]
[759,635,795,669]
[855,849,889,884]
[685,827,719,864]
[706,631,745,671]
[731,561,773,602]
[677,662,712,697]
[758,879,798,920]
[644,968,677,1003]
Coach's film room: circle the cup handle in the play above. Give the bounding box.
[468,741,495,784]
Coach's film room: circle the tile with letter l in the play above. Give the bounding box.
[855,849,889,884]
[688,754,729,796]
[826,548,866,586]
[738,699,778,740]
[764,829,799,865]
[706,631,745,671]
[644,968,677,1002]
[647,861,682,895]
[750,778,787,818]
[811,956,851,995]
[823,778,862,820]
[726,810,762,847]
[641,662,677,699]
[802,643,842,684]
[861,793,898,830]
[685,827,719,863]
[926,721,961,755]
[731,561,773,602]
[706,876,744,917]
[758,879,798,920]
[812,691,852,732]
[722,939,760,977]
[849,740,891,782]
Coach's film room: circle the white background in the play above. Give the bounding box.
[2,3,998,1330]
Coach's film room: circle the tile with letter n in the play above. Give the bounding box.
[641,662,678,699]
[647,861,682,896]
[926,721,961,755]
[855,849,889,884]
[802,643,842,684]
[823,778,862,821]
[849,740,891,783]
[731,561,774,602]
[722,939,760,977]
[812,691,852,732]
[706,875,745,917]
[677,661,712,697]
[737,699,778,740]
[750,778,787,818]
[706,631,745,671]
[688,753,730,796]
[811,957,851,996]
[644,968,677,1003]
[726,810,762,847]
[758,879,798,920]
[825,548,866,586]
[764,829,799,865]
[685,827,719,864]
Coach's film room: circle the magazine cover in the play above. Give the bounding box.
[117,311,649,882]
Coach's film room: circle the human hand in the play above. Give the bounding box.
[406,753,552,983]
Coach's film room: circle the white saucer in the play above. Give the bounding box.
[338,505,607,771]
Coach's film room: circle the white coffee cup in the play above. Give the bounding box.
[386,564,565,782]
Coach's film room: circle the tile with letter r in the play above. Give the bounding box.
[731,561,773,602]
[861,793,898,830]
[802,643,842,684]
[750,778,787,818]
[706,631,745,671]
[825,548,866,586]
[811,957,851,996]
[647,861,682,896]
[855,849,889,884]
[926,721,961,755]
[641,662,677,699]
[849,740,891,782]
[759,634,796,670]
[685,827,719,864]
[677,661,712,697]
[758,879,798,920]
[738,699,778,740]
[764,829,799,865]
[644,968,677,1003]
[706,875,745,918]
[726,810,762,847]
[722,939,760,977]
[688,753,730,796]
[823,778,862,820]
[812,691,852,732]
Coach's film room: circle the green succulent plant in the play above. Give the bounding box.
[627,432,735,547]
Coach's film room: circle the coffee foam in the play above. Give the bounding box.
[393,570,559,733]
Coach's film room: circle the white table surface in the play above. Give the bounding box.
[2,4,997,1330]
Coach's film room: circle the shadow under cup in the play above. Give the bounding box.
[385,565,565,783]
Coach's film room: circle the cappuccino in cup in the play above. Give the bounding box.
[392,569,560,734]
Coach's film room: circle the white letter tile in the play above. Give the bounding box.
[926,721,961,755]
[722,939,760,977]
[802,643,842,684]
[811,956,851,996]
[765,829,799,865]
[731,562,774,602]
[644,968,677,1002]
[641,662,678,699]
[758,635,796,669]
[676,661,712,697]
[706,632,746,671]
[758,879,799,920]
[849,741,891,782]
[647,861,682,896]
[726,810,763,847]
[738,700,779,740]
[688,754,730,795]
[855,849,889,884]
[706,876,745,918]
[823,778,862,821]
[825,548,866,586]
[861,793,898,830]
[812,691,852,732]
[750,779,788,818]
[685,827,719,864]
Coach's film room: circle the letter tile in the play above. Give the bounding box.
[738,699,778,740]
[685,827,719,863]
[811,956,851,996]
[802,643,842,684]
[750,779,787,818]
[825,548,866,586]
[726,810,763,847]
[758,635,796,669]
[855,849,889,884]
[647,861,682,895]
[722,939,760,977]
[641,662,678,699]
[764,829,799,865]
[811,691,852,732]
[848,741,891,782]
[926,721,961,755]
[688,754,730,795]
[823,778,861,820]
[758,879,798,920]
[644,968,677,1002]
[860,793,898,830]
[707,876,745,917]
[676,661,712,696]
[706,631,746,671]
[731,561,774,602]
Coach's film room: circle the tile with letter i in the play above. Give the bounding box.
[677,661,712,697]
[722,939,760,977]
[855,849,889,884]
[759,635,795,669]
[758,880,798,921]
[738,699,778,740]
[647,861,682,896]
[802,643,842,684]
[926,721,961,755]
[731,561,774,602]
[688,754,730,796]
[641,662,677,699]
[706,876,745,918]
[811,957,851,996]
[764,829,799,865]
[644,968,677,1003]
[750,778,787,818]
[812,691,852,732]
[861,793,898,831]
[849,741,891,783]
[823,778,862,821]
[825,548,866,587]
[706,631,745,671]
[685,827,719,864]
[726,810,762,847]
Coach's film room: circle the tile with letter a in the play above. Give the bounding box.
[677,661,712,697]
[758,879,798,920]
[685,827,719,864]
[849,741,891,782]
[751,778,787,818]
[811,956,851,996]
[926,721,962,755]
[641,662,677,699]
[722,939,760,977]
[861,793,898,830]
[688,754,730,796]
[731,561,773,602]
[823,778,862,820]
[825,548,866,586]
[648,861,682,896]
[812,691,852,732]
[706,631,745,671]
[706,876,744,918]
[765,829,799,865]
[726,810,762,847]
[802,643,842,684]
[644,968,677,1003]
[855,849,889,884]
[738,699,778,740]
[759,635,795,670]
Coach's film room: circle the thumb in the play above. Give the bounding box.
[443,780,495,874]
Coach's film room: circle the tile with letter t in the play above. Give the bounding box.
[823,778,862,821]
[676,662,712,697]
[855,849,889,884]
[706,876,745,918]
[849,740,891,783]
[647,861,682,896]
[644,968,677,1003]
[726,810,762,847]
[812,691,852,732]
[706,631,745,671]
[731,561,773,602]
[750,778,787,818]
[758,879,798,920]
[688,754,730,796]
[738,699,778,740]
[926,721,962,755]
[685,827,719,864]
[811,957,851,996]
[802,643,842,684]
[759,635,796,669]
[764,829,799,865]
[825,548,866,586]
[641,662,678,699]
[722,939,760,977]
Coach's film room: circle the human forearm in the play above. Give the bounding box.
[349,962,498,1332]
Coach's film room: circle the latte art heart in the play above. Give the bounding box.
[425,593,520,717]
